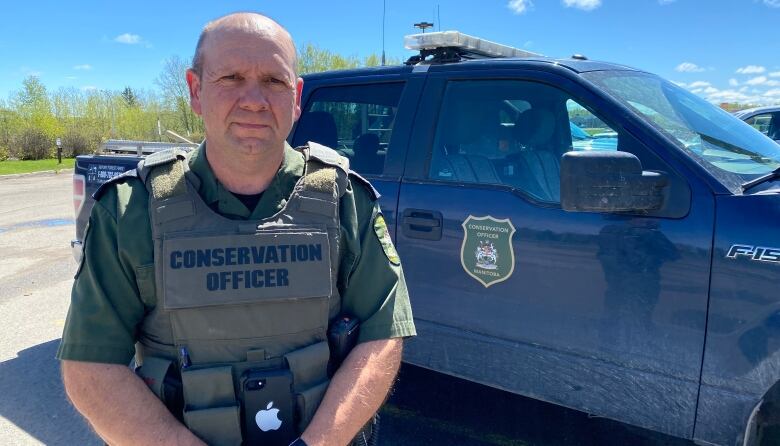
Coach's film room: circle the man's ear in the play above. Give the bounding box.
[186,69,202,116]
[293,77,304,121]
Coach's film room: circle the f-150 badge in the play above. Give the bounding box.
[461,215,516,287]
[726,245,780,264]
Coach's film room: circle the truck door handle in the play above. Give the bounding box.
[402,209,443,241]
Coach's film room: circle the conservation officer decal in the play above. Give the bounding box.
[461,215,516,287]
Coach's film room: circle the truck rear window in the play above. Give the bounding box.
[292,82,404,176]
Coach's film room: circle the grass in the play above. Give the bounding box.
[0,158,76,175]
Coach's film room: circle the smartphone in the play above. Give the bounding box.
[242,369,295,446]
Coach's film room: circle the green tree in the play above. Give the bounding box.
[297,44,402,75]
[10,76,60,159]
[297,43,361,75]
[121,87,139,108]
[155,56,202,138]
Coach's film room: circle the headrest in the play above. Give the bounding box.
[293,111,338,149]
[514,108,556,148]
[354,133,380,154]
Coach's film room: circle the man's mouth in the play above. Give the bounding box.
[233,122,270,130]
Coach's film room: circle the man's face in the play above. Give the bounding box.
[187,28,303,156]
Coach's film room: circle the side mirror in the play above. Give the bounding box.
[560,151,668,213]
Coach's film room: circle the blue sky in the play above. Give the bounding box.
[2,0,779,105]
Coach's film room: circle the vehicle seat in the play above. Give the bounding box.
[292,111,338,150]
[352,133,384,175]
[511,108,562,202]
[768,114,780,140]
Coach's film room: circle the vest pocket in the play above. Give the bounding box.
[285,341,331,433]
[181,365,241,446]
[183,406,241,446]
[134,264,156,307]
[294,379,330,433]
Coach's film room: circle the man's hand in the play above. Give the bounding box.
[300,337,403,446]
[61,360,205,446]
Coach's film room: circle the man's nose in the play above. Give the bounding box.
[238,82,270,111]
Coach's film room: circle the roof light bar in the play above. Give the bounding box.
[404,31,541,59]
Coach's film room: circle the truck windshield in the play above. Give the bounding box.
[583,71,780,193]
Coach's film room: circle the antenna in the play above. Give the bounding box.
[437,5,441,31]
[414,22,434,33]
[382,0,386,66]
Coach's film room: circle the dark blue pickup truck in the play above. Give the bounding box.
[73,32,780,446]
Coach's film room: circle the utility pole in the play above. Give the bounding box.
[382,0,386,66]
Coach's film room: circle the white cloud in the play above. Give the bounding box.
[765,89,780,97]
[728,78,739,87]
[769,71,780,78]
[73,64,92,71]
[81,85,98,91]
[746,76,768,85]
[766,80,780,87]
[764,0,780,8]
[508,0,533,14]
[736,65,766,74]
[676,62,705,73]
[703,86,719,94]
[562,0,602,11]
[673,81,686,87]
[688,81,711,88]
[114,33,141,44]
[705,89,752,103]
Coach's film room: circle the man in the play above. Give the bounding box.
[58,12,415,446]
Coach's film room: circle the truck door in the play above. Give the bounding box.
[291,76,424,237]
[395,71,714,439]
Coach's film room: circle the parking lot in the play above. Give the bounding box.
[0,171,694,445]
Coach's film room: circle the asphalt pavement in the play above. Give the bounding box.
[0,171,696,446]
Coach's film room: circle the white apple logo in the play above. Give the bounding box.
[255,401,282,432]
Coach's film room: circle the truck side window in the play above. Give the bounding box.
[428,80,621,203]
[293,83,404,176]
[567,100,619,152]
[744,112,774,137]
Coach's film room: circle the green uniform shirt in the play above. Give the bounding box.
[57,143,416,365]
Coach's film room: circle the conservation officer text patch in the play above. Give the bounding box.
[461,215,516,287]
[162,231,332,309]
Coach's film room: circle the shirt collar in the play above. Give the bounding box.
[188,141,304,219]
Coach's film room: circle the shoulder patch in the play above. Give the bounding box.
[349,170,381,201]
[92,168,140,200]
[374,214,400,265]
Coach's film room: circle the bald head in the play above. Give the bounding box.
[191,12,297,77]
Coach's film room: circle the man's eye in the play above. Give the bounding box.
[266,78,286,85]
[220,74,240,81]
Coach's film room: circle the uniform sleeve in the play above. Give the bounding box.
[338,179,416,343]
[56,188,147,365]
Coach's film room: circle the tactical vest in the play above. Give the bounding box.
[133,143,349,446]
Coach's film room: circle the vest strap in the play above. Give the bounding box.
[307,141,349,173]
[149,159,187,200]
